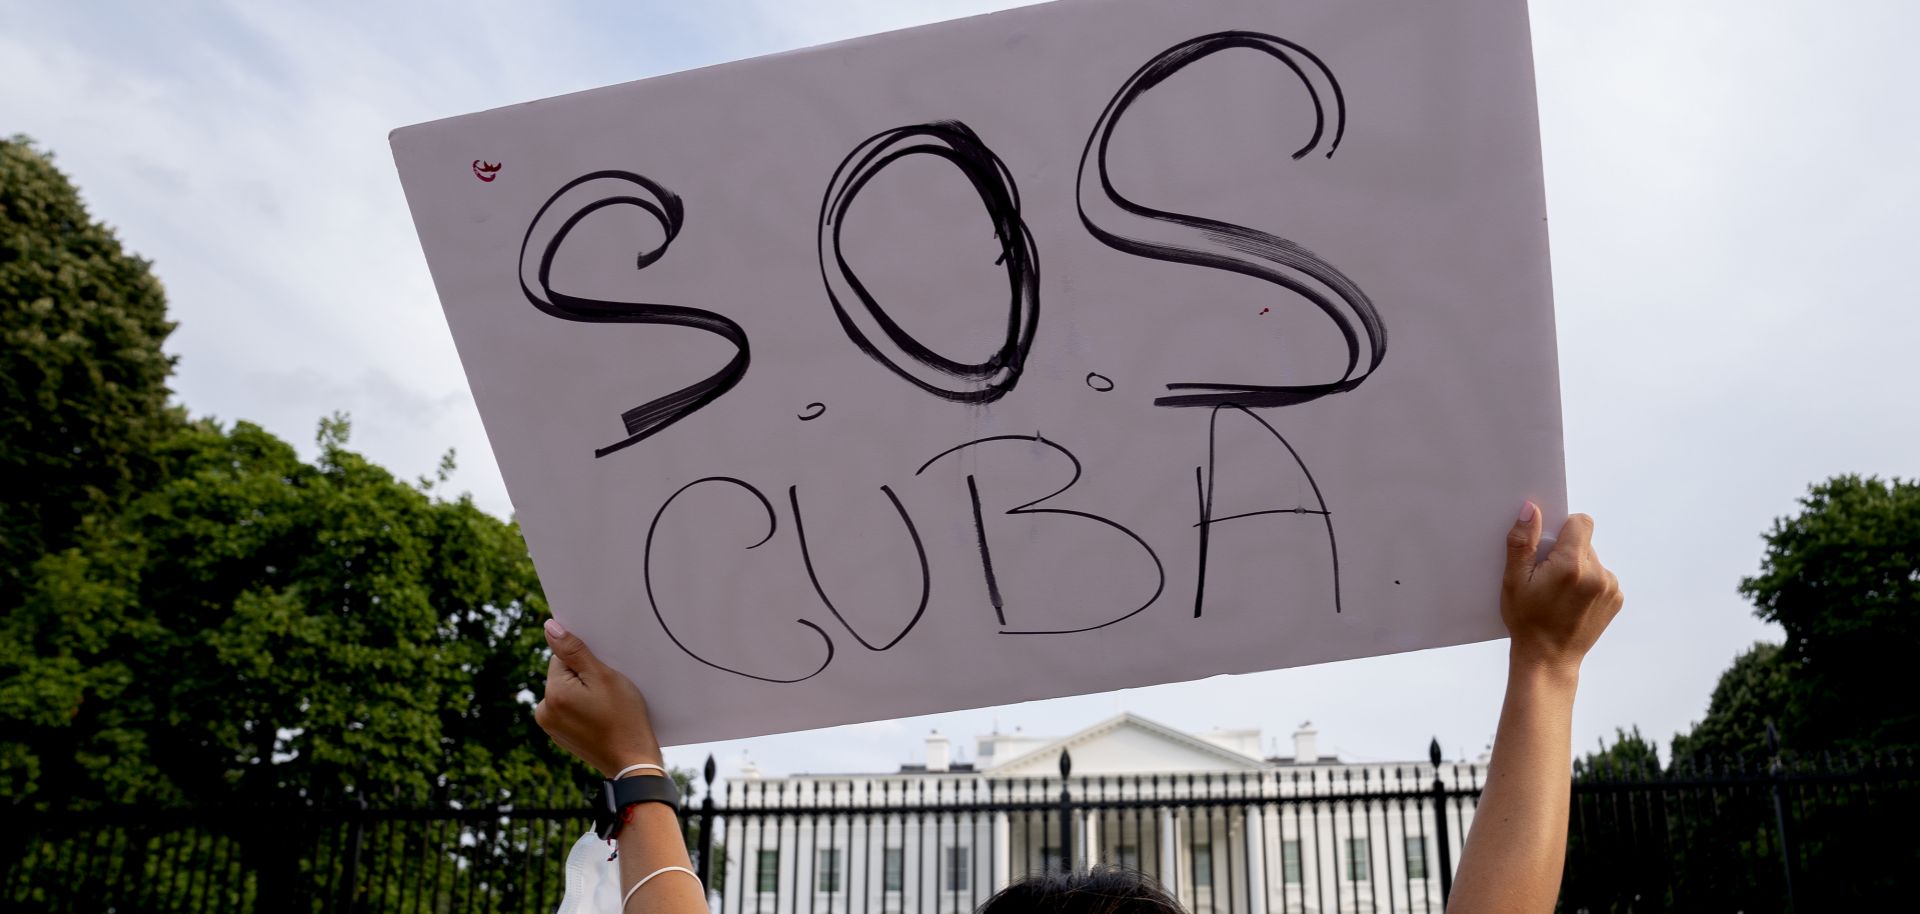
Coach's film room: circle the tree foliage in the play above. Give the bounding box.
[1575,726,1662,778]
[1738,475,1920,754]
[1668,641,1795,770]
[0,414,583,806]
[0,136,179,606]
[0,136,591,811]
[1622,476,1920,910]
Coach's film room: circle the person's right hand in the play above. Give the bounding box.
[533,619,664,778]
[1501,504,1624,674]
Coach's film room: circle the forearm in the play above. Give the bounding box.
[618,803,706,914]
[1446,652,1579,913]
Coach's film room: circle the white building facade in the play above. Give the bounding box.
[715,714,1485,914]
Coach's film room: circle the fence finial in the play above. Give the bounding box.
[1429,737,1442,766]
[703,753,717,785]
[1059,749,1073,778]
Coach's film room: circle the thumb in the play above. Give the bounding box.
[544,618,601,671]
[1504,501,1542,590]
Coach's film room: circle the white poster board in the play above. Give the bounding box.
[392,0,1562,746]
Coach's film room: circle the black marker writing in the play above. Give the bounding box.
[1086,372,1116,392]
[918,435,1165,634]
[798,403,827,421]
[1192,405,1341,615]
[520,171,750,458]
[819,122,1041,403]
[645,477,833,682]
[1077,32,1386,409]
[965,474,1007,625]
[789,485,931,652]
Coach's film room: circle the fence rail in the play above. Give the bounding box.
[7,741,1916,913]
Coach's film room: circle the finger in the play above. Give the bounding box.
[544,618,602,673]
[1548,513,1596,565]
[1504,501,1543,589]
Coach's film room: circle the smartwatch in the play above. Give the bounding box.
[593,773,682,841]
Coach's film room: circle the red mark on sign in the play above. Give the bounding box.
[1259,308,1270,315]
[472,160,502,183]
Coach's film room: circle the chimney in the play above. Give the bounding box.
[1293,722,1319,764]
[926,731,951,773]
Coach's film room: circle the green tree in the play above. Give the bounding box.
[0,136,636,910]
[1669,641,1795,771]
[0,415,581,806]
[1638,477,1920,911]
[0,136,179,608]
[1576,725,1663,778]
[1738,475,1920,754]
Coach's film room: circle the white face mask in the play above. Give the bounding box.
[557,830,625,914]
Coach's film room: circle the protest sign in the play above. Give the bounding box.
[392,0,1562,745]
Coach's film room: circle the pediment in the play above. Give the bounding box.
[988,714,1266,775]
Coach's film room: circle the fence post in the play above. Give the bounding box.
[1059,750,1075,872]
[338,795,368,914]
[1429,739,1453,908]
[1766,722,1797,913]
[695,754,719,888]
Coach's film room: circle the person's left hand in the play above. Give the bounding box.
[533,619,664,777]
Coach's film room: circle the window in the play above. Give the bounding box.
[1405,837,1428,879]
[817,848,842,893]
[1193,842,1213,888]
[1345,838,1370,881]
[884,847,904,892]
[757,850,780,893]
[945,847,971,891]
[1281,840,1303,885]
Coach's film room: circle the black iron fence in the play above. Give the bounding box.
[7,741,1915,913]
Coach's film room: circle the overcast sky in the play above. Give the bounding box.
[4,0,1916,780]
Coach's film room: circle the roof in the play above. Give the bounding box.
[986,712,1270,774]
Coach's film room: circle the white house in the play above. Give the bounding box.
[716,714,1484,914]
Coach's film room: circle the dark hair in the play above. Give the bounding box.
[975,866,1187,914]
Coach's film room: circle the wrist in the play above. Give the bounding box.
[1508,645,1582,692]
[597,748,665,779]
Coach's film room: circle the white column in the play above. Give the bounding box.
[721,813,742,914]
[1244,804,1268,914]
[994,812,1011,890]
[1085,811,1100,866]
[1159,810,1180,893]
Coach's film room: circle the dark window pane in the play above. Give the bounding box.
[945,847,970,891]
[817,848,841,893]
[884,847,904,892]
[758,850,780,893]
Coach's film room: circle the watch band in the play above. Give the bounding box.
[594,774,682,840]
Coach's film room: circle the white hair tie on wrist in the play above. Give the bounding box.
[614,763,667,780]
[624,865,699,908]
